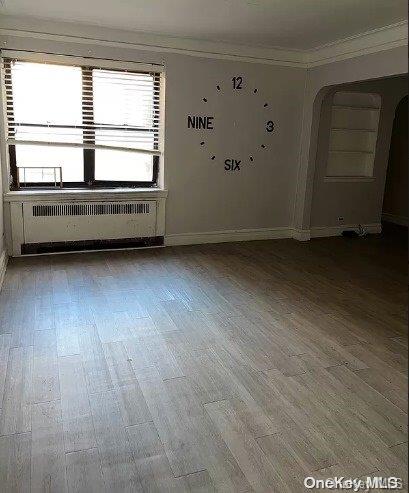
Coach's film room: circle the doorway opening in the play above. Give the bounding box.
[381,95,408,245]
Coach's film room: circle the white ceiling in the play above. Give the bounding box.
[0,0,407,50]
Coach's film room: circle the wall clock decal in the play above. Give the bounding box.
[187,76,275,172]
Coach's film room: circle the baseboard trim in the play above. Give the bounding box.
[165,227,291,246]
[1,223,386,259]
[0,250,8,291]
[310,223,382,238]
[292,229,311,241]
[382,213,408,227]
[165,223,383,246]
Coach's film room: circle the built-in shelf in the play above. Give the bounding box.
[329,150,374,155]
[324,176,376,183]
[333,105,379,111]
[331,127,377,133]
[326,91,381,179]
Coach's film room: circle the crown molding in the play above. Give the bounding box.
[0,15,306,67]
[306,20,408,67]
[0,15,407,69]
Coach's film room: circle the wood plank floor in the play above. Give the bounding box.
[0,231,407,492]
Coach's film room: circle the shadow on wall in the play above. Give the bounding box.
[382,95,408,227]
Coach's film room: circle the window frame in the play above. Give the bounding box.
[4,54,163,190]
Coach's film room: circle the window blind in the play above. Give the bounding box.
[3,58,162,156]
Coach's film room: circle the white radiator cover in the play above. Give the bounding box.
[7,193,167,256]
[23,200,157,243]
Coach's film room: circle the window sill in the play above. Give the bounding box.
[4,187,168,203]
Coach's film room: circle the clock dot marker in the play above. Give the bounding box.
[250,156,254,162]
[254,89,258,93]
[203,98,208,102]
[261,144,266,148]
[211,155,216,160]
[200,141,205,146]
[264,103,268,107]
[216,85,221,91]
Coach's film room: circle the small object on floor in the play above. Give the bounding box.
[357,224,367,236]
[342,224,367,238]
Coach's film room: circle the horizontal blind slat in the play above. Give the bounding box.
[6,139,162,155]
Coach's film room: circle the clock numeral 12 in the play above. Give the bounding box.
[232,76,243,90]
[266,120,274,132]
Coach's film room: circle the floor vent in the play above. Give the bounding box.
[32,202,150,217]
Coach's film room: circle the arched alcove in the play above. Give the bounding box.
[304,75,407,236]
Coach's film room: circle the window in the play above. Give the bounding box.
[3,57,162,189]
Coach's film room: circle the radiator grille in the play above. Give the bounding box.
[32,202,150,217]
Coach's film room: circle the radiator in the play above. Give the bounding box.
[10,199,164,255]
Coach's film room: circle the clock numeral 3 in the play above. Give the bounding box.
[232,76,243,90]
[266,120,274,132]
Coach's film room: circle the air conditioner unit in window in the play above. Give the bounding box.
[9,198,166,255]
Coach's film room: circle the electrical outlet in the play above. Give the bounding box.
[338,216,344,222]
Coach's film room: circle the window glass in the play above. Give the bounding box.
[12,62,82,129]
[95,149,153,182]
[15,145,84,183]
[11,62,83,184]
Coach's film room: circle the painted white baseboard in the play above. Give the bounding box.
[165,227,291,246]
[382,213,408,227]
[292,229,311,241]
[166,223,383,246]
[0,250,8,291]
[310,223,382,238]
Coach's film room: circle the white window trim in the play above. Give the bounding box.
[4,187,168,203]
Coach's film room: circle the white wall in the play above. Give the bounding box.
[0,32,306,241]
[163,56,306,235]
[0,21,407,251]
[310,77,408,228]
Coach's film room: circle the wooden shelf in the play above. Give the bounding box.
[329,149,374,155]
[331,127,377,133]
[324,175,375,183]
[333,105,380,111]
